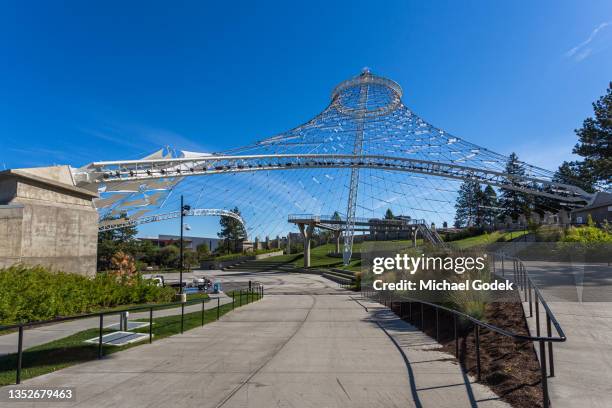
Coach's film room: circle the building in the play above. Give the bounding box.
[139,234,221,252]
[0,166,98,276]
[571,192,612,225]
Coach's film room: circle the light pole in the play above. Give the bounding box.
[179,195,191,294]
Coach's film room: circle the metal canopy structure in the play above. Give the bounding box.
[75,69,593,263]
[98,208,246,235]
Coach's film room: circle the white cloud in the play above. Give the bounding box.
[565,21,611,62]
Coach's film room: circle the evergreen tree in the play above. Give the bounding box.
[384,208,395,219]
[481,185,498,226]
[573,82,612,190]
[554,161,595,193]
[454,178,482,228]
[499,153,530,221]
[218,207,246,253]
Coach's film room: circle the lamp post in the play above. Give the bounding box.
[179,195,191,295]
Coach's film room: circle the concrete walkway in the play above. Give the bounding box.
[520,261,612,408]
[1,272,507,407]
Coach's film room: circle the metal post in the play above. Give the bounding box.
[475,326,481,381]
[239,289,242,307]
[180,303,185,334]
[528,280,533,317]
[179,195,184,294]
[435,308,439,341]
[149,308,153,343]
[523,265,528,301]
[16,325,23,384]
[232,292,235,310]
[201,298,205,326]
[420,303,424,328]
[217,297,220,320]
[540,340,549,408]
[454,315,458,358]
[98,314,103,359]
[547,314,555,377]
[535,298,540,337]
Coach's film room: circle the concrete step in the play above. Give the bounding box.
[330,268,356,278]
[323,270,356,282]
[321,272,353,285]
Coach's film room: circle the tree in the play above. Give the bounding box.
[156,245,180,269]
[554,161,596,194]
[218,207,246,253]
[136,239,158,266]
[481,185,498,226]
[454,179,482,228]
[108,250,137,282]
[183,250,199,269]
[384,208,395,220]
[97,213,138,271]
[499,153,531,222]
[573,83,612,190]
[196,243,210,261]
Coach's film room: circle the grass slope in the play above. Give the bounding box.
[449,230,529,249]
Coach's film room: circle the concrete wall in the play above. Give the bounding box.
[0,167,98,277]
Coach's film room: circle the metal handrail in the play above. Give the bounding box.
[360,253,564,408]
[1,284,264,385]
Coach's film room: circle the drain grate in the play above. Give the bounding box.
[84,331,149,346]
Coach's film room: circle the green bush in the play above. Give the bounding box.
[0,266,175,325]
[443,227,485,242]
[562,226,612,243]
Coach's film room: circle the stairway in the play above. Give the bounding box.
[223,259,299,272]
[321,268,355,286]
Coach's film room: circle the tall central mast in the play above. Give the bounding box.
[342,71,369,265]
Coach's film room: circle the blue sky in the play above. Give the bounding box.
[1,1,611,237]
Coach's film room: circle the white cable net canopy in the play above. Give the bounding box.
[87,70,589,248]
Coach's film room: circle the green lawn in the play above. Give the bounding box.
[449,230,529,249]
[258,240,419,272]
[0,291,259,386]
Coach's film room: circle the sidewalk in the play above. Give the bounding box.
[521,260,612,408]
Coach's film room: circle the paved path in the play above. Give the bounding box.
[520,261,612,408]
[1,271,507,407]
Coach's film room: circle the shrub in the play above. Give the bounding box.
[443,227,485,242]
[0,265,175,325]
[535,225,564,242]
[562,226,612,243]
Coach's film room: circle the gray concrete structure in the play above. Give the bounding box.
[297,222,315,267]
[0,166,98,276]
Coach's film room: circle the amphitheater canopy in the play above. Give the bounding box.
[75,69,592,262]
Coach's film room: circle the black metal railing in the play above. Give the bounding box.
[0,284,264,385]
[357,254,564,408]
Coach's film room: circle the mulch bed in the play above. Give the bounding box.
[389,299,544,407]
